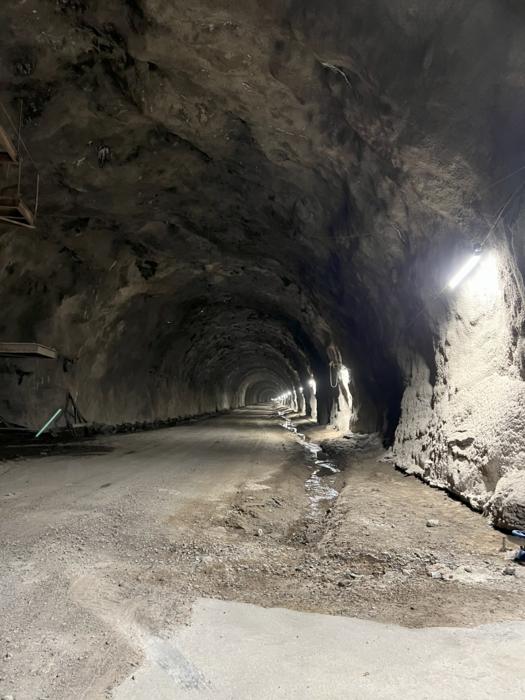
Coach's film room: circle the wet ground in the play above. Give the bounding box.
[0,406,524,699]
[277,409,342,524]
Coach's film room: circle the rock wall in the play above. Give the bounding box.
[393,241,525,528]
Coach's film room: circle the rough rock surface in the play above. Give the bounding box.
[393,247,525,525]
[1,1,525,519]
[488,471,525,530]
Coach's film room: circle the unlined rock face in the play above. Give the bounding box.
[488,472,525,531]
[0,1,525,521]
[393,246,525,526]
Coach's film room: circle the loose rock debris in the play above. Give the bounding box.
[0,410,524,700]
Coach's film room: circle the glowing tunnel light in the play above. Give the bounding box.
[447,252,482,290]
[339,365,350,385]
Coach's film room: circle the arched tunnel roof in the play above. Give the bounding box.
[0,0,524,438]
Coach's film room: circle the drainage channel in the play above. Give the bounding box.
[276,410,340,520]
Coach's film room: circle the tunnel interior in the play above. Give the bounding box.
[1,0,525,530]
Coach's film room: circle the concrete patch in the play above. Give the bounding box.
[113,597,525,699]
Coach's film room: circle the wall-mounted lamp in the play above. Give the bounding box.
[339,365,350,385]
[448,245,483,290]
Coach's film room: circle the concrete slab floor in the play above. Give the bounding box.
[114,597,525,700]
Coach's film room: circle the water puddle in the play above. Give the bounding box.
[276,410,340,519]
[280,416,297,433]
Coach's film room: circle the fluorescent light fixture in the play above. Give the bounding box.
[339,365,350,385]
[448,252,482,290]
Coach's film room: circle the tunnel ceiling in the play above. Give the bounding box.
[1,0,525,426]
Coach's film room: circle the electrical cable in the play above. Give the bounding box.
[478,178,525,249]
[402,175,525,336]
[478,163,525,193]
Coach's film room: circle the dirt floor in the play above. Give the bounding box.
[0,406,524,699]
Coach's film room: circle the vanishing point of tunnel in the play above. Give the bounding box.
[1,2,525,698]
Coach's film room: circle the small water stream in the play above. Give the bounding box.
[277,410,340,519]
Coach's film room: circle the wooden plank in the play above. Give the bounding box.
[0,124,18,163]
[0,216,36,229]
[17,197,34,226]
[0,196,35,228]
[0,342,57,359]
